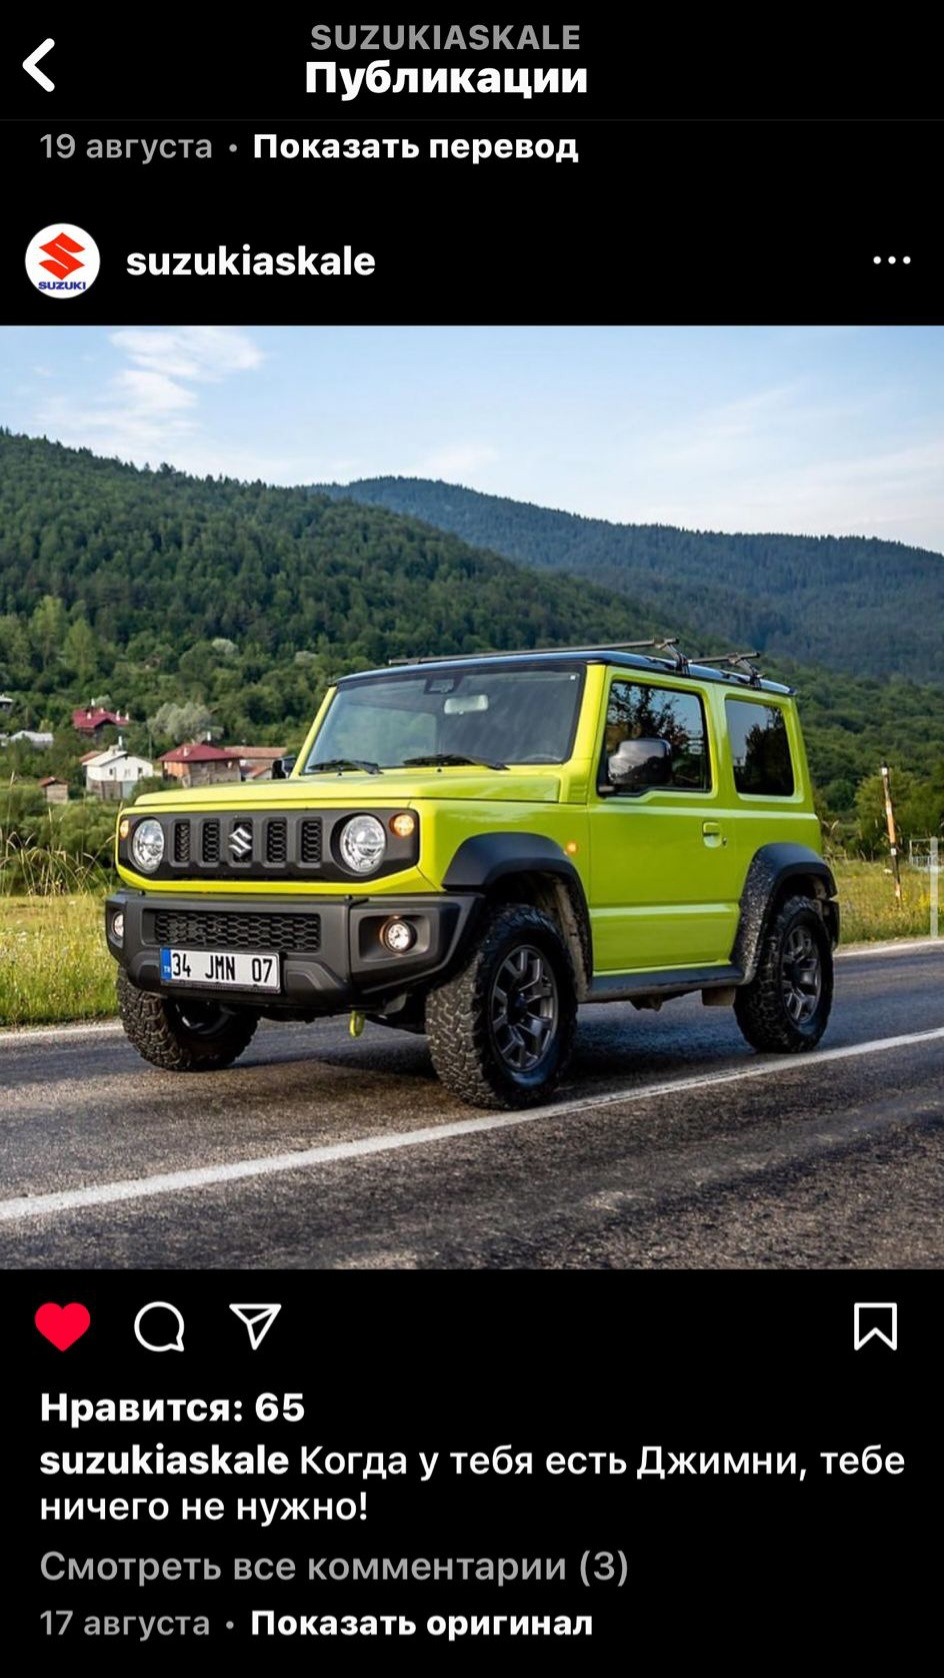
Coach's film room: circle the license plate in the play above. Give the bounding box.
[159,948,281,991]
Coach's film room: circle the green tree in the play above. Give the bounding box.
[0,614,32,688]
[62,616,100,688]
[148,699,214,745]
[30,594,68,670]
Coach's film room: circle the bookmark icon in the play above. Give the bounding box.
[853,1302,897,1351]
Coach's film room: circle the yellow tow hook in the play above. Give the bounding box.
[349,1010,366,1038]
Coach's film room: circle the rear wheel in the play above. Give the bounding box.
[425,903,577,1109]
[734,894,833,1053]
[117,969,258,1071]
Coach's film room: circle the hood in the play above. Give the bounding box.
[132,767,563,809]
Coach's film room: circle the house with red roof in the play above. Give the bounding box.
[226,744,288,782]
[159,742,242,788]
[72,705,131,737]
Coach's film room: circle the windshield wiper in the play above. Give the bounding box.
[307,758,383,775]
[400,753,508,772]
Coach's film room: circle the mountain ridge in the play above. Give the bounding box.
[1,433,943,821]
[0,431,662,742]
[313,476,944,683]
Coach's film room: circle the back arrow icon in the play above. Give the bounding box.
[23,39,55,92]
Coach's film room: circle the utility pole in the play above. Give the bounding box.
[880,761,902,910]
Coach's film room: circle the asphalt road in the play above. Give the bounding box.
[1,942,942,1269]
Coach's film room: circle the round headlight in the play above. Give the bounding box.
[130,818,165,874]
[339,814,386,875]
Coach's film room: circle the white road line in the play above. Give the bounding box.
[0,1021,123,1045]
[0,938,941,1046]
[1,1024,942,1224]
[837,939,944,959]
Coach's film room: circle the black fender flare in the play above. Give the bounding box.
[733,843,839,982]
[443,832,593,991]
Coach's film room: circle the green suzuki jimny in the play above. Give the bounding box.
[107,642,838,1108]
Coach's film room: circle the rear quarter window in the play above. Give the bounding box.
[726,699,795,797]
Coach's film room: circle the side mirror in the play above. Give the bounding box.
[271,756,296,781]
[607,737,672,791]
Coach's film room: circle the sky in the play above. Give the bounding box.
[2,324,944,552]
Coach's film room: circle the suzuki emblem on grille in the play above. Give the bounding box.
[228,823,252,860]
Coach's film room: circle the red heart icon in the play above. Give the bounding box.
[35,1302,91,1351]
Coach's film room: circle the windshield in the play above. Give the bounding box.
[304,665,585,771]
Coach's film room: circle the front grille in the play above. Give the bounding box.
[146,805,412,881]
[265,819,287,864]
[202,820,220,864]
[301,819,323,865]
[152,909,322,954]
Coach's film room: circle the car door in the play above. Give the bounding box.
[588,673,743,974]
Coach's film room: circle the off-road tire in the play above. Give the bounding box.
[425,903,577,1109]
[116,969,258,1071]
[734,893,833,1054]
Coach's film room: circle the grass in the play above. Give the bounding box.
[832,858,935,943]
[0,860,937,1027]
[0,894,115,1026]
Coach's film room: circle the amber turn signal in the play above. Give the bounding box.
[390,812,416,839]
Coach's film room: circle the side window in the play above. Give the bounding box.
[602,680,710,795]
[726,700,795,796]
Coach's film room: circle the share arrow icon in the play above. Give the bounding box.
[229,1303,282,1350]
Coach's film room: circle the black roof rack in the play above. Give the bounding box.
[651,637,690,675]
[693,651,764,689]
[388,635,735,682]
[387,638,667,667]
[366,638,793,696]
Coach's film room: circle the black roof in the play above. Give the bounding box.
[339,646,793,697]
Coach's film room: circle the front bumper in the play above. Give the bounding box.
[106,890,480,1013]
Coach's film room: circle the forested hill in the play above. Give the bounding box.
[2,433,944,819]
[315,477,944,684]
[0,431,662,739]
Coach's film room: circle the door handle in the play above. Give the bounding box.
[702,821,726,847]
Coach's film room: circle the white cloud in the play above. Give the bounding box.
[646,380,872,475]
[579,374,944,546]
[35,327,263,464]
[410,442,499,479]
[114,368,199,414]
[110,327,263,381]
[614,433,944,544]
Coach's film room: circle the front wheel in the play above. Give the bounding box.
[117,969,259,1071]
[734,894,834,1054]
[425,903,577,1109]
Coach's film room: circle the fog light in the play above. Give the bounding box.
[111,910,125,944]
[381,917,416,954]
[390,812,416,839]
